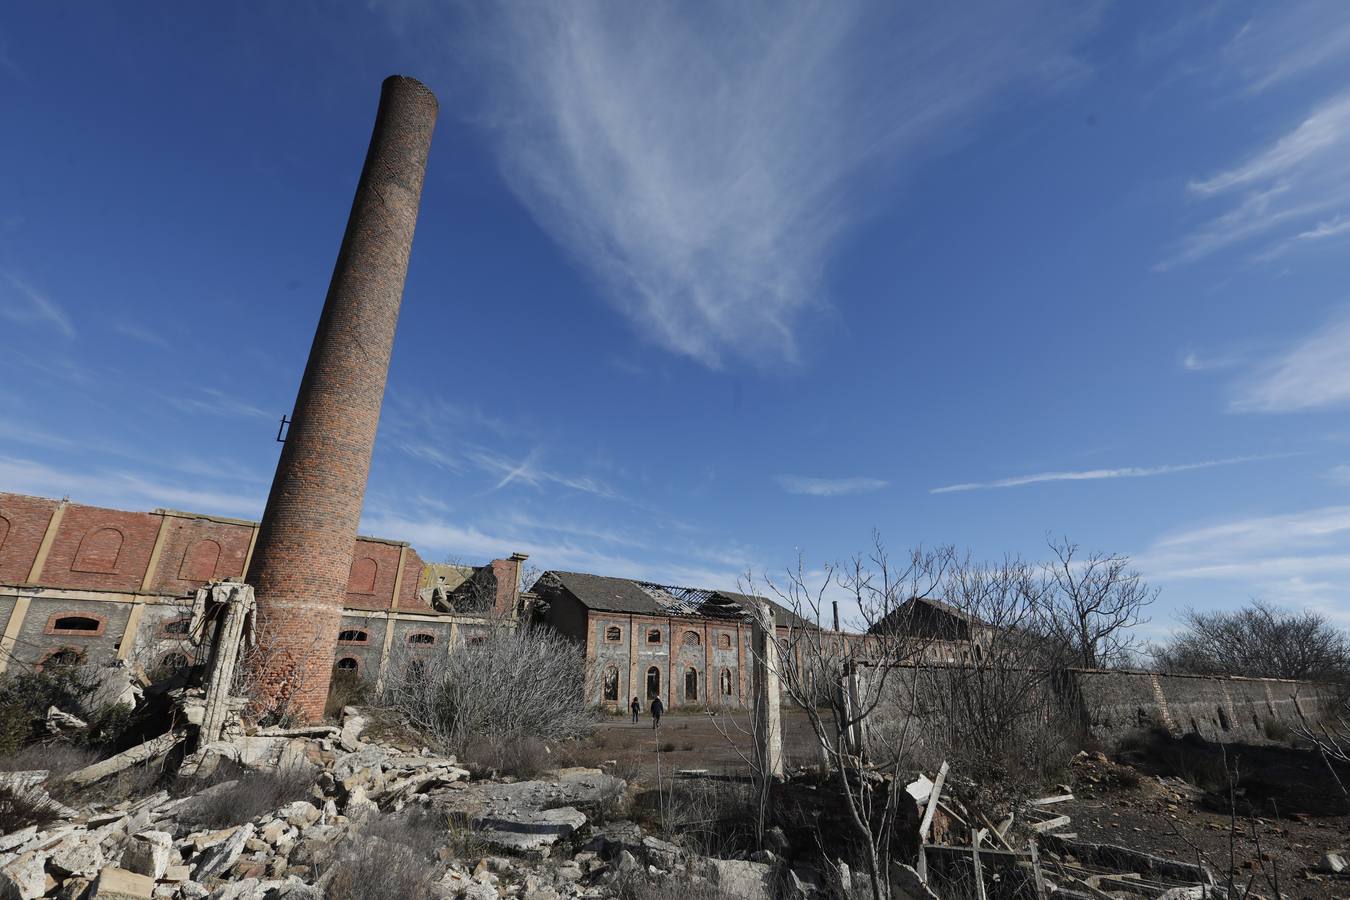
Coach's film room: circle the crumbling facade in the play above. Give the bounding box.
[531,570,821,710]
[0,492,524,690]
[246,75,438,719]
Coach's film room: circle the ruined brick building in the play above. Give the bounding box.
[0,492,527,687]
[530,571,818,710]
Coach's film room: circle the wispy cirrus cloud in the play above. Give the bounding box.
[449,1,1099,366]
[2,273,73,338]
[931,454,1287,494]
[466,446,620,500]
[1163,90,1350,268]
[0,455,264,519]
[165,387,272,420]
[1138,505,1350,625]
[775,475,888,497]
[114,322,170,349]
[1230,314,1350,413]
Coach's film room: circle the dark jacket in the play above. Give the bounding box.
[650,698,664,717]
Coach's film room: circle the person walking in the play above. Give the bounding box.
[650,695,664,730]
[630,696,641,724]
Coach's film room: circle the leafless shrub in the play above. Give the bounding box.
[1153,600,1350,681]
[0,783,64,833]
[1292,693,1350,801]
[378,623,593,752]
[460,734,551,779]
[324,808,443,900]
[324,668,370,721]
[176,764,314,829]
[0,743,99,779]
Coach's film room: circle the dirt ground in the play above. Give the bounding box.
[567,708,824,777]
[561,712,1350,898]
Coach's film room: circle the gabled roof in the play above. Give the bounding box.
[867,595,985,636]
[534,571,814,630]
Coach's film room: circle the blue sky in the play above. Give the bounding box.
[2,2,1349,636]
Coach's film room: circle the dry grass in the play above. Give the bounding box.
[176,764,315,829]
[460,735,551,779]
[0,783,63,833]
[324,808,445,900]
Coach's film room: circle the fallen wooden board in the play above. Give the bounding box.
[1030,815,1071,833]
[1030,793,1074,806]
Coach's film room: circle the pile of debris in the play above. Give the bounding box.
[905,756,1226,900]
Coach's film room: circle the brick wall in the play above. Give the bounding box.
[0,494,58,583]
[39,504,161,592]
[146,515,253,593]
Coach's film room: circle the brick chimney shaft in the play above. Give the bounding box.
[246,76,438,720]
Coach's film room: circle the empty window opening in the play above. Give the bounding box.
[647,628,662,644]
[646,666,661,701]
[602,666,619,702]
[407,632,436,646]
[720,668,733,697]
[335,657,359,672]
[50,615,102,635]
[467,636,487,647]
[40,647,84,671]
[1217,706,1231,731]
[338,629,368,644]
[159,652,191,672]
[685,667,699,701]
[605,626,622,642]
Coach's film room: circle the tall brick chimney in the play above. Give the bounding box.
[246,76,438,720]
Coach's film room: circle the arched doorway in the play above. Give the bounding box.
[685,667,699,701]
[646,666,661,701]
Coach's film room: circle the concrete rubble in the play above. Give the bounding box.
[0,705,862,900]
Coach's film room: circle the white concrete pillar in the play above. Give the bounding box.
[752,601,785,780]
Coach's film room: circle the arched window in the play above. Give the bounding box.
[159,652,191,672]
[1217,706,1231,731]
[605,625,622,642]
[467,636,487,647]
[335,657,359,672]
[720,668,733,697]
[72,527,123,573]
[646,666,661,700]
[646,628,662,644]
[684,667,699,701]
[718,633,732,649]
[406,632,436,646]
[682,631,700,646]
[0,515,10,553]
[348,557,378,594]
[602,667,619,702]
[40,647,84,671]
[178,539,221,581]
[47,614,104,636]
[338,629,368,644]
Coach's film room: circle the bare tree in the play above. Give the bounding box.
[911,554,1078,806]
[748,538,952,900]
[1153,600,1350,681]
[1041,537,1156,670]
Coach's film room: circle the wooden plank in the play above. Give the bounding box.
[1030,815,1071,833]
[1029,793,1074,806]
[919,761,949,842]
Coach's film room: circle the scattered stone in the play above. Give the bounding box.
[0,852,46,900]
[641,836,681,870]
[49,834,105,879]
[699,858,773,900]
[1318,852,1348,874]
[193,824,254,882]
[476,806,587,855]
[91,866,154,900]
[122,831,173,880]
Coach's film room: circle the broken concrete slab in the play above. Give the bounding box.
[121,831,173,880]
[64,731,186,787]
[47,835,104,879]
[699,858,773,900]
[0,851,46,900]
[476,806,587,854]
[192,824,254,882]
[90,867,154,900]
